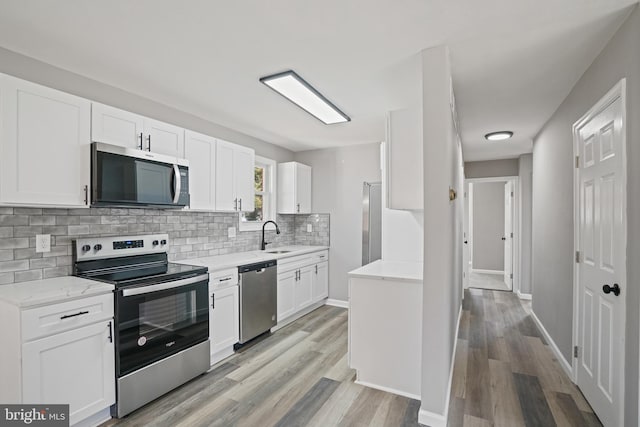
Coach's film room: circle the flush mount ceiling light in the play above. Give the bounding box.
[259,70,350,125]
[484,131,514,141]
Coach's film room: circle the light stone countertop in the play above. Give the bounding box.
[182,245,329,272]
[0,276,115,308]
[348,259,423,283]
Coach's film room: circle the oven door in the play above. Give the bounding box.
[115,273,209,377]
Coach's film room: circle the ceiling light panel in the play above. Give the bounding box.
[484,131,513,141]
[260,70,350,125]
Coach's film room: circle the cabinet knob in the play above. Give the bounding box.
[152,240,159,246]
[94,244,102,251]
[81,245,91,252]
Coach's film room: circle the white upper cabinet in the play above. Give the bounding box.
[277,162,311,214]
[386,108,423,210]
[91,102,145,149]
[0,74,91,207]
[215,140,255,212]
[91,103,184,157]
[184,130,216,210]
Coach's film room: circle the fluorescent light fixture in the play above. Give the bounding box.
[485,131,513,141]
[260,70,350,125]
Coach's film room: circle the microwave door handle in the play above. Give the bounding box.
[172,164,181,204]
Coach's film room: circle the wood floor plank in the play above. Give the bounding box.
[273,377,341,427]
[323,352,356,383]
[307,380,365,427]
[462,414,492,427]
[488,359,526,427]
[464,348,493,422]
[544,390,591,427]
[451,338,468,399]
[400,398,421,427]
[338,386,388,427]
[448,397,465,427]
[513,373,557,427]
[382,394,411,427]
[458,309,471,340]
[468,314,487,349]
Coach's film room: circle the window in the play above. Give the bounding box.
[239,156,276,231]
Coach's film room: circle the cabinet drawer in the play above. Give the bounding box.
[209,268,239,290]
[22,293,114,342]
[312,250,329,263]
[278,250,329,273]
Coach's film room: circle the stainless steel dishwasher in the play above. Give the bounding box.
[238,259,277,344]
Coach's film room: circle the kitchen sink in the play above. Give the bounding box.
[266,250,292,254]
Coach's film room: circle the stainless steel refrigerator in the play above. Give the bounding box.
[362,182,382,265]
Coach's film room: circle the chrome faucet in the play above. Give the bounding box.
[261,220,281,250]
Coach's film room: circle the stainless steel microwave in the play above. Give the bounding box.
[91,142,190,208]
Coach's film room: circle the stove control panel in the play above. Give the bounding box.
[73,234,169,261]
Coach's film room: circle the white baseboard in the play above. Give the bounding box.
[325,298,349,308]
[517,291,532,300]
[354,379,420,400]
[271,300,326,332]
[471,268,504,275]
[73,407,111,427]
[530,310,574,381]
[418,304,463,427]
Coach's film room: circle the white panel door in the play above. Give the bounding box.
[504,182,513,289]
[91,102,144,149]
[576,91,625,427]
[234,146,255,213]
[144,118,184,157]
[312,261,329,302]
[215,140,237,211]
[22,321,115,426]
[0,74,91,207]
[295,266,314,310]
[296,163,312,213]
[277,271,296,321]
[210,285,239,356]
[184,130,216,210]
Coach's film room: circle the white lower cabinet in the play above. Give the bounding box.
[22,321,115,425]
[208,268,240,365]
[277,250,329,324]
[0,292,115,426]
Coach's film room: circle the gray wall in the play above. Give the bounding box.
[465,159,519,178]
[294,143,381,302]
[0,47,294,162]
[472,182,505,271]
[0,207,330,285]
[420,46,464,419]
[532,6,640,425]
[518,154,533,295]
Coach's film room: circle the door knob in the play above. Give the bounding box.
[464,240,468,244]
[501,237,506,241]
[602,283,621,296]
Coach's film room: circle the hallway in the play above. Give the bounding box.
[447,289,601,427]
[468,272,509,292]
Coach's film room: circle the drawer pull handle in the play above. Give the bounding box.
[219,277,232,282]
[108,321,113,343]
[60,310,89,320]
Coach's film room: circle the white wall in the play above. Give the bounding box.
[465,159,519,178]
[531,6,639,424]
[0,46,293,162]
[472,182,505,271]
[518,154,533,295]
[420,45,464,424]
[294,143,382,302]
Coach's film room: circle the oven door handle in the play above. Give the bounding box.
[122,273,209,297]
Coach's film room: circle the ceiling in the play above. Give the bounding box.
[0,0,635,160]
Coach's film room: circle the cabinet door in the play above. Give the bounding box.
[295,266,314,310]
[0,75,91,207]
[215,140,237,211]
[234,145,255,212]
[91,102,144,149]
[277,163,296,214]
[184,130,216,210]
[277,271,296,322]
[144,118,185,157]
[210,285,239,356]
[22,321,115,426]
[296,163,312,213]
[312,261,329,302]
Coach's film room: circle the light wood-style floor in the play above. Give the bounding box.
[469,272,509,292]
[102,305,421,427]
[102,289,600,427]
[448,288,602,427]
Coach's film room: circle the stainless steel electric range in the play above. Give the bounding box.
[72,234,210,418]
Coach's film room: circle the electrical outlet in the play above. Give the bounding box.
[306,224,313,233]
[228,227,236,238]
[35,234,51,253]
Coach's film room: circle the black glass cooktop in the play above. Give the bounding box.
[78,262,208,288]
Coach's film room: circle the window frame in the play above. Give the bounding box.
[239,156,277,231]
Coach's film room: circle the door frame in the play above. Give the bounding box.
[465,176,520,293]
[571,79,627,415]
